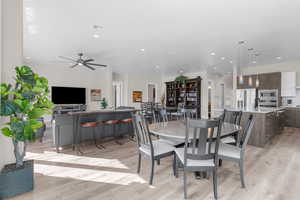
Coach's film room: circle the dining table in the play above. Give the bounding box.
[149,120,242,140]
[149,120,242,179]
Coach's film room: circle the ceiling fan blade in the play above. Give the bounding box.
[84,59,94,63]
[83,64,95,70]
[70,63,78,68]
[85,63,107,67]
[58,56,77,62]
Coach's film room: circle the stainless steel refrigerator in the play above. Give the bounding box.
[236,88,257,111]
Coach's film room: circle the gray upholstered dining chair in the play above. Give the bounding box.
[183,108,198,120]
[174,118,222,200]
[216,114,254,188]
[156,109,185,147]
[221,109,243,145]
[132,113,176,185]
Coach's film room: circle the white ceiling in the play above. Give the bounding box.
[23,0,300,76]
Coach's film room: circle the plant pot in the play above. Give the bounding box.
[0,160,34,199]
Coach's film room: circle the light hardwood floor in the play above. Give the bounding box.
[8,127,300,200]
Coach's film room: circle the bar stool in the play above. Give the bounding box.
[102,119,122,145]
[119,118,134,141]
[79,122,105,153]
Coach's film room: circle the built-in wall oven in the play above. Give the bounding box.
[258,89,278,107]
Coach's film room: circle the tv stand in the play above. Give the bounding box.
[53,104,86,115]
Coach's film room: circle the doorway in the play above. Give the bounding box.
[113,81,123,108]
[147,84,156,103]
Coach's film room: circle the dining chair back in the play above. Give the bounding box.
[221,110,243,145]
[223,109,242,125]
[217,114,255,188]
[184,118,222,169]
[175,118,222,199]
[183,108,197,120]
[160,109,169,124]
[239,114,254,151]
[132,113,154,155]
[132,112,175,185]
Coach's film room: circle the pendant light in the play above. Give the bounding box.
[248,76,253,86]
[256,74,260,87]
[237,41,245,84]
[247,48,253,86]
[239,74,244,84]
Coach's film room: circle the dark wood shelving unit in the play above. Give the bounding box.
[165,76,202,116]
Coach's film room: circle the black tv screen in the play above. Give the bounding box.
[51,86,86,104]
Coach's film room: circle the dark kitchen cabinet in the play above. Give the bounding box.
[237,72,282,106]
[296,109,300,128]
[284,108,300,128]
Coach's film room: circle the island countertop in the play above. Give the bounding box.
[67,109,139,115]
[226,107,286,114]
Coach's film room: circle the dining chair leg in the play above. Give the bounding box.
[137,153,141,174]
[183,170,187,200]
[213,168,218,200]
[172,154,176,177]
[219,159,223,167]
[150,158,155,185]
[157,159,160,165]
[239,160,246,188]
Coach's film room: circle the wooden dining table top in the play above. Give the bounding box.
[149,120,241,140]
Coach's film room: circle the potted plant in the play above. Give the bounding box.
[175,75,188,87]
[100,97,108,109]
[0,66,53,198]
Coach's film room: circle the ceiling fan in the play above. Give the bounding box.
[58,53,107,70]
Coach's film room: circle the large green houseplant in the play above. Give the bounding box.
[0,66,53,168]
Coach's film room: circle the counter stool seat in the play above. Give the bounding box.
[120,118,133,123]
[103,119,122,145]
[81,122,97,128]
[119,118,134,142]
[103,120,119,125]
[79,121,105,152]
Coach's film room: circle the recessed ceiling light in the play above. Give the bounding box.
[155,65,160,69]
[210,52,216,56]
[213,67,217,70]
[140,49,145,52]
[93,34,100,38]
[252,61,257,64]
[93,25,103,30]
[221,57,225,60]
[25,56,31,60]
[179,70,184,73]
[276,56,282,60]
[229,60,233,64]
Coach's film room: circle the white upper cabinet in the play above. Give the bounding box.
[281,72,296,97]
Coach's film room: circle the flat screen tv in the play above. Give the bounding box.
[51,86,86,104]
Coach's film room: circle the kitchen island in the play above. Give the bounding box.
[228,107,286,147]
[53,109,138,152]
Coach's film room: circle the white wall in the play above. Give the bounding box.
[242,60,300,86]
[207,73,234,117]
[30,63,113,110]
[127,72,163,108]
[112,71,163,108]
[0,0,23,170]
